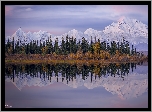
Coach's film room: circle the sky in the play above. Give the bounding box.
[5,5,148,37]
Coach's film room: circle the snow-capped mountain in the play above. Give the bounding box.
[5,17,148,51]
[5,71,148,100]
[102,17,148,45]
[5,28,54,45]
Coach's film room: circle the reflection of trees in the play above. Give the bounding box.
[5,63,138,82]
[131,63,137,72]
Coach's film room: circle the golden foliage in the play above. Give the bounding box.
[85,51,93,59]
[93,42,100,54]
[68,53,75,59]
[99,50,110,59]
[41,46,48,55]
[76,50,83,59]
[53,52,57,57]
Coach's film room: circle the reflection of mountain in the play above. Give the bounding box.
[5,72,148,100]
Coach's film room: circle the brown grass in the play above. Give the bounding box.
[5,54,148,65]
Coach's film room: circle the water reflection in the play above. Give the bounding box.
[5,62,148,100]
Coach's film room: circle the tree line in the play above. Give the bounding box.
[5,35,145,60]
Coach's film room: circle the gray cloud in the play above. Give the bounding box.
[25,8,33,11]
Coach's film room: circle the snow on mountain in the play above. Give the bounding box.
[5,17,148,51]
[58,29,84,43]
[102,17,148,46]
[84,28,102,41]
[66,29,84,39]
[5,28,54,45]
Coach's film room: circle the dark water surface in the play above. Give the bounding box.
[5,62,148,108]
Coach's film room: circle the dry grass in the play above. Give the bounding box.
[5,58,147,65]
[5,54,148,65]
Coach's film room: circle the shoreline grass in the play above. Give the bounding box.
[5,58,147,65]
[5,53,148,65]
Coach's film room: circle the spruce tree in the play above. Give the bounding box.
[61,37,66,55]
[54,38,59,54]
[65,35,70,54]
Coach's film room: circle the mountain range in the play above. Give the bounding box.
[5,17,148,51]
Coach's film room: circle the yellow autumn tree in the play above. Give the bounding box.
[92,42,101,60]
[41,46,48,55]
[93,42,100,55]
[99,50,110,60]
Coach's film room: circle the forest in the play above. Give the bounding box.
[5,35,148,64]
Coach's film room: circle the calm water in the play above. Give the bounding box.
[5,62,148,108]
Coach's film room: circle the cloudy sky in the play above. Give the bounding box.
[5,5,148,37]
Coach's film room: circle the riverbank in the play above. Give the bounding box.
[5,54,148,65]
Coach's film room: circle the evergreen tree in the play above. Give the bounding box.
[73,38,77,54]
[12,37,15,54]
[29,41,33,54]
[39,40,43,54]
[131,45,134,55]
[48,36,54,54]
[15,40,20,54]
[69,36,73,53]
[65,35,70,54]
[81,37,89,54]
[88,36,94,54]
[25,43,30,54]
[54,38,59,54]
[61,37,66,55]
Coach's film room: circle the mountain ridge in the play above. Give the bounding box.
[5,16,148,51]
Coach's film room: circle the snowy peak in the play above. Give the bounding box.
[5,17,148,51]
[118,16,140,25]
[15,28,25,37]
[84,28,100,37]
[60,29,84,41]
[102,16,148,46]
[16,27,22,32]
[67,29,82,38]
[68,29,78,34]
[118,16,148,36]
